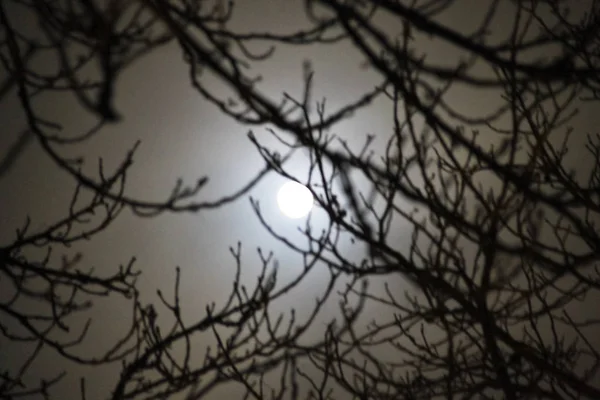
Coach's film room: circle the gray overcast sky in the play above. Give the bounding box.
[1,1,599,398]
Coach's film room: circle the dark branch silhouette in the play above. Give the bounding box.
[1,0,599,399]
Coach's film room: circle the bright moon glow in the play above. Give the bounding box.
[277,181,314,219]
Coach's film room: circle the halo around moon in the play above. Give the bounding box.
[277,181,314,219]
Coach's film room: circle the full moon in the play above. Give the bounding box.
[277,181,314,219]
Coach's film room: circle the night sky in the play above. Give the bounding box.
[1,1,599,398]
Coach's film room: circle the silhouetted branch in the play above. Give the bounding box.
[2,0,600,399]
